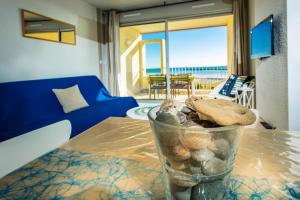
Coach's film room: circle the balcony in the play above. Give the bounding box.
[136,67,227,100]
[119,15,233,100]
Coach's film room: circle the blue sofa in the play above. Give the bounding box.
[0,76,138,142]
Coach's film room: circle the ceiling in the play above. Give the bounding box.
[83,0,198,11]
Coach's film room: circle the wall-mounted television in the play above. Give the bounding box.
[251,15,274,59]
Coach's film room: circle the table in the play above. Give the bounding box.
[0,118,299,199]
[148,75,196,98]
[126,103,158,120]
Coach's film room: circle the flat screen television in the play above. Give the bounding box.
[251,15,274,59]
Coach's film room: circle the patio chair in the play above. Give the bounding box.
[208,75,256,108]
[171,74,191,99]
[148,75,167,99]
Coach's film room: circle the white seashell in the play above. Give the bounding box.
[189,165,203,174]
[169,174,198,187]
[173,187,192,200]
[177,111,187,124]
[182,120,202,128]
[191,180,225,199]
[212,139,230,160]
[163,144,191,161]
[168,159,188,170]
[180,134,215,151]
[156,112,180,126]
[191,148,215,162]
[202,157,226,176]
[181,106,192,114]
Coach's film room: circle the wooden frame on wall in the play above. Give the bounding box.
[21,9,77,45]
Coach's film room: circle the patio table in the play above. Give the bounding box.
[148,75,196,97]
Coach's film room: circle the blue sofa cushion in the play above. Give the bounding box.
[0,76,138,142]
[66,97,138,137]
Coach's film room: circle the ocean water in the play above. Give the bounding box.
[146,66,228,78]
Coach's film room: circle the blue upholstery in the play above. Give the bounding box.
[219,74,239,97]
[0,76,138,142]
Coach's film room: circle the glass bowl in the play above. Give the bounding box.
[148,106,242,199]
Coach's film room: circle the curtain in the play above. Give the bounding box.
[99,10,120,96]
[233,0,250,76]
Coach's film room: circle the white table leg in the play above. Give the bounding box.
[192,80,195,96]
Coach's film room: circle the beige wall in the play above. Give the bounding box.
[120,27,142,96]
[120,26,166,96]
[227,16,234,75]
[249,0,288,129]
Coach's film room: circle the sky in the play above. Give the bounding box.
[142,26,227,68]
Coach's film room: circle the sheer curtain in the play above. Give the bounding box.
[233,0,250,76]
[99,10,120,96]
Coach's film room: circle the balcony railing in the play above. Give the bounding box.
[146,66,227,90]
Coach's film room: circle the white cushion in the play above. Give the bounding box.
[52,85,89,113]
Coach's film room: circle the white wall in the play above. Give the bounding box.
[0,0,99,83]
[287,0,300,131]
[249,0,288,130]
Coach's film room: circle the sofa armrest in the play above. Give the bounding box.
[0,120,71,178]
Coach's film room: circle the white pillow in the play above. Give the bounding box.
[52,85,89,113]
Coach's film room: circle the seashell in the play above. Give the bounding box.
[173,187,192,200]
[191,99,256,126]
[169,174,198,187]
[191,148,215,162]
[191,180,225,200]
[170,183,192,200]
[197,112,214,122]
[168,159,188,170]
[212,139,230,160]
[157,130,180,151]
[180,134,215,151]
[159,100,178,115]
[189,165,203,174]
[160,99,174,110]
[167,145,191,161]
[177,111,187,124]
[156,112,180,126]
[154,123,180,150]
[202,157,226,176]
[223,129,240,145]
[181,106,193,114]
[189,158,202,167]
[182,120,203,128]
[185,96,203,110]
[185,98,195,110]
[186,111,199,122]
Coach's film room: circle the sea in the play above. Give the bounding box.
[146,66,228,78]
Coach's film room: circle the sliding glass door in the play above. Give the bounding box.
[119,15,233,100]
[168,16,232,98]
[119,22,167,99]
